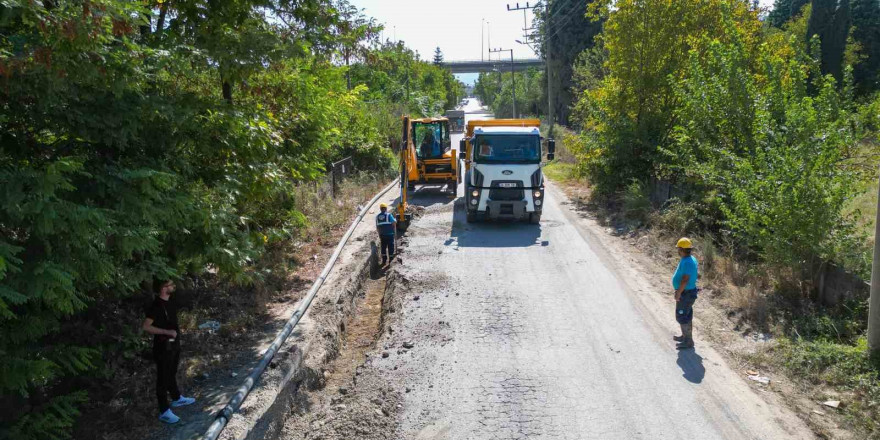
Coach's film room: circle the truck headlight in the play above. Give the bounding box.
[471,190,479,198]
[470,199,478,205]
[533,190,542,199]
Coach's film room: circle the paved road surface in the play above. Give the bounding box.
[378,99,812,440]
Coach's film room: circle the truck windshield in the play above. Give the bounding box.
[473,135,541,164]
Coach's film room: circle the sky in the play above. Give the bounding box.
[350,0,777,85]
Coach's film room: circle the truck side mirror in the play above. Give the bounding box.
[548,139,556,154]
[459,139,467,160]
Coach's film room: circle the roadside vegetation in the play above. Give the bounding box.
[473,67,546,119]
[0,0,463,438]
[540,0,880,436]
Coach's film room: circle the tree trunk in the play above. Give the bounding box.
[156,1,169,35]
[345,49,351,91]
[140,13,152,38]
[222,80,233,105]
[808,0,851,85]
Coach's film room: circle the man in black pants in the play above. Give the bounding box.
[143,279,196,424]
[376,203,397,265]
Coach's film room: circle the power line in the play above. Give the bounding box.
[542,0,585,44]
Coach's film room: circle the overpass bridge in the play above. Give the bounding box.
[441,58,543,74]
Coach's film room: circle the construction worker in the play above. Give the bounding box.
[420,132,435,159]
[376,203,397,264]
[673,238,699,349]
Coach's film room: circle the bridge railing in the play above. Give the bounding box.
[442,58,542,64]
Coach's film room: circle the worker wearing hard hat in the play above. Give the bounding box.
[672,237,699,349]
[376,203,397,265]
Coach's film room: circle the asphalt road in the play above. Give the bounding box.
[377,99,813,440]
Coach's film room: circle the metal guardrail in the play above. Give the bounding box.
[441,58,544,74]
[443,57,542,64]
[202,177,400,440]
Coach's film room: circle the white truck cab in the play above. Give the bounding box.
[459,120,555,224]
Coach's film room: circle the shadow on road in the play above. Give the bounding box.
[676,350,705,384]
[407,186,457,208]
[449,198,543,248]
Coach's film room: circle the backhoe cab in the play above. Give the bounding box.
[401,116,460,195]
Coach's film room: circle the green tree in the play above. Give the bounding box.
[671,22,866,271]
[0,0,422,437]
[576,0,761,194]
[433,46,444,65]
[851,0,880,94]
[768,0,879,94]
[808,0,851,84]
[474,68,545,118]
[532,0,603,125]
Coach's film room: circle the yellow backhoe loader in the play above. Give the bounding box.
[400,116,460,195]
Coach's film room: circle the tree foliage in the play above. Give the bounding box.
[577,0,761,193]
[0,0,460,437]
[770,0,880,95]
[473,68,545,118]
[571,0,877,277]
[532,0,603,125]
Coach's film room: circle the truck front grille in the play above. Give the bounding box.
[488,181,524,201]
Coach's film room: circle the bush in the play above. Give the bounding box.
[622,180,651,225]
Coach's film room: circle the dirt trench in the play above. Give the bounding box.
[276,251,412,440]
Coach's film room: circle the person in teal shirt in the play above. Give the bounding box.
[672,237,699,349]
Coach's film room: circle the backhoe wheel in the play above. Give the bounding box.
[529,213,541,224]
[466,211,477,223]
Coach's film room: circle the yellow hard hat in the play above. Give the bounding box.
[676,237,693,249]
[379,203,388,209]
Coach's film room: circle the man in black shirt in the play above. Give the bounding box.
[143,279,195,424]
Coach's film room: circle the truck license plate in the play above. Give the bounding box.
[498,183,517,188]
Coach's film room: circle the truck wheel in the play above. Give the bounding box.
[466,211,477,223]
[529,213,541,224]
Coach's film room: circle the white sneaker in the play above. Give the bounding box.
[159,409,180,424]
[171,396,196,408]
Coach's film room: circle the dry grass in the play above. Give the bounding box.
[293,171,396,243]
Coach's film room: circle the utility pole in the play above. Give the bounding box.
[507,1,548,128]
[507,2,535,40]
[491,48,516,118]
[487,21,491,60]
[481,18,485,61]
[869,169,880,355]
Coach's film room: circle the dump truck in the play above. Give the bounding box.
[444,110,465,133]
[401,116,459,195]
[459,119,555,223]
